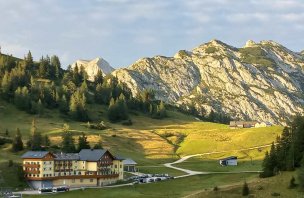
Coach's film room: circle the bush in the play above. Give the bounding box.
[8,160,13,167]
[289,176,297,189]
[85,121,107,130]
[0,137,12,145]
[242,182,249,196]
[205,46,217,54]
[213,186,219,191]
[122,119,132,126]
[271,192,280,196]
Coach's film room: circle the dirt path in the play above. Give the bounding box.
[164,143,273,177]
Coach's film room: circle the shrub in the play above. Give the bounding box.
[205,46,217,54]
[242,182,249,196]
[0,137,12,145]
[289,176,297,189]
[213,186,219,191]
[271,192,280,196]
[8,160,13,167]
[122,119,133,126]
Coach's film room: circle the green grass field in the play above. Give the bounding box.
[175,148,269,173]
[191,171,302,198]
[25,173,258,198]
[0,98,285,196]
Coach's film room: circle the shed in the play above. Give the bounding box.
[219,156,237,166]
[123,158,137,172]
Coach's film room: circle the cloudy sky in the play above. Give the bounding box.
[0,0,303,68]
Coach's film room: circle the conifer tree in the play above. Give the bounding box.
[12,128,23,152]
[43,135,50,147]
[94,70,103,84]
[61,125,76,153]
[29,119,42,150]
[298,157,304,190]
[59,95,69,114]
[78,132,90,151]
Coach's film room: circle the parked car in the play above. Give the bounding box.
[53,186,69,193]
[155,178,162,182]
[38,188,53,194]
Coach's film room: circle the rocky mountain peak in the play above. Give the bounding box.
[71,57,114,81]
[112,40,304,124]
[244,40,257,48]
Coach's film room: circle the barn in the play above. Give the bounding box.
[219,156,238,166]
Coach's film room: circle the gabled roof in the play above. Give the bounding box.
[79,149,108,161]
[54,153,80,161]
[219,156,237,161]
[123,158,137,165]
[21,151,51,159]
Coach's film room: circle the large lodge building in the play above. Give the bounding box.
[21,149,124,189]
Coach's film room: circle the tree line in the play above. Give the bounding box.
[260,116,304,190]
[0,52,167,123]
[11,120,103,153]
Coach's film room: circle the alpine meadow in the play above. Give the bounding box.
[1,0,304,198]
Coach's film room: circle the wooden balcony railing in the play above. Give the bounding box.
[24,164,40,168]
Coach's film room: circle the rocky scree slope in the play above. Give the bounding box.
[112,40,304,124]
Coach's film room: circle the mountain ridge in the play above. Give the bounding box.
[110,39,304,124]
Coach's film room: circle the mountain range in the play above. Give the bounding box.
[72,40,304,124]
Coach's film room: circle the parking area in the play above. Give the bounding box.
[128,174,174,184]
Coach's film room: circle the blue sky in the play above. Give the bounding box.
[0,0,303,68]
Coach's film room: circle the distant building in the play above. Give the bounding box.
[219,156,238,166]
[230,121,272,128]
[123,158,137,172]
[21,149,124,189]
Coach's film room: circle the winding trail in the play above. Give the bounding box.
[164,143,273,178]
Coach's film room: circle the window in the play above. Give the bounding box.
[120,165,122,168]
[49,168,51,170]
[90,179,93,182]
[44,168,46,171]
[115,165,117,168]
[80,179,83,183]
[72,179,75,183]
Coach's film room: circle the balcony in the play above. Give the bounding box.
[25,170,40,174]
[24,164,40,168]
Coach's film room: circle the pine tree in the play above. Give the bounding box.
[78,133,90,151]
[108,97,117,122]
[158,100,166,118]
[298,157,304,190]
[59,95,69,114]
[50,55,61,79]
[43,135,50,147]
[69,90,89,121]
[30,119,42,150]
[37,99,44,116]
[12,128,23,152]
[61,130,76,153]
[94,70,104,84]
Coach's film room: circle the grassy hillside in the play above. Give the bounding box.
[189,171,302,198]
[0,97,284,193]
[25,173,258,198]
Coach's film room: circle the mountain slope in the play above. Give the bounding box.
[71,57,114,81]
[112,40,304,124]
